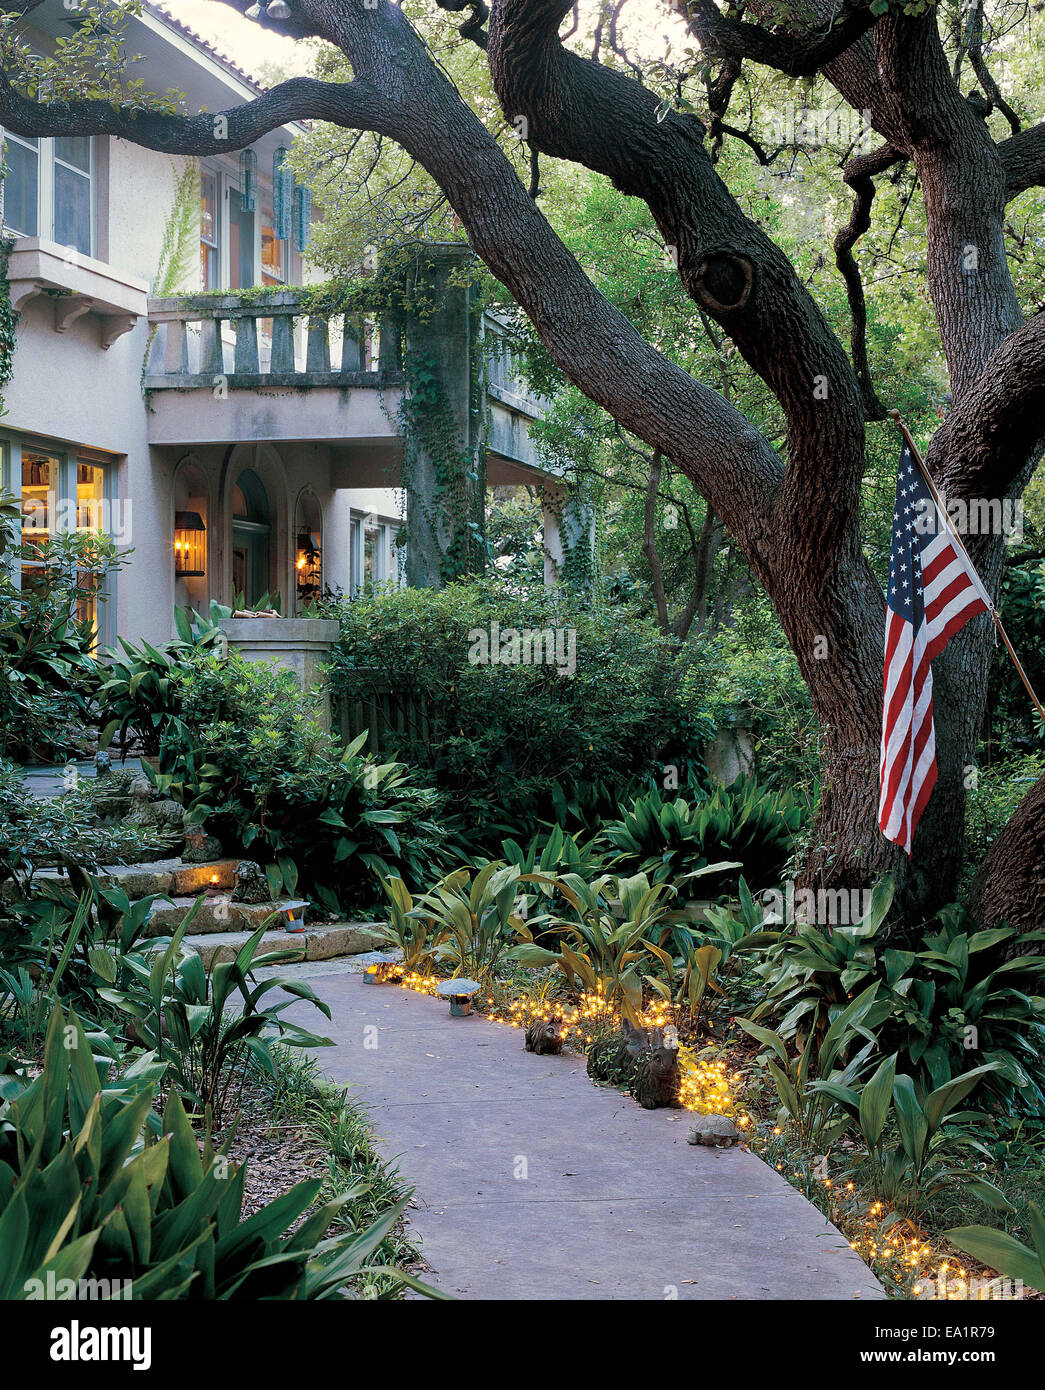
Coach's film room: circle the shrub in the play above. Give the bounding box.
[152,648,451,910]
[323,578,711,843]
[100,917,333,1123]
[599,776,804,894]
[962,752,1044,884]
[0,492,124,761]
[0,1007,414,1300]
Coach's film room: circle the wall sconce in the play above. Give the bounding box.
[174,512,206,578]
[246,3,291,17]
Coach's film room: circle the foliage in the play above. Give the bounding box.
[99,917,332,1124]
[138,645,451,910]
[95,602,225,756]
[413,862,551,984]
[600,776,804,894]
[373,874,449,976]
[963,752,1045,883]
[510,871,676,1025]
[816,1059,1009,1219]
[947,1203,1045,1296]
[324,577,708,843]
[0,1007,412,1300]
[0,494,126,761]
[738,986,884,1150]
[753,880,1045,1114]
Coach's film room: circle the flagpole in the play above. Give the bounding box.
[889,408,1045,726]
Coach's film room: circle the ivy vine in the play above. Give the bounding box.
[0,236,19,421]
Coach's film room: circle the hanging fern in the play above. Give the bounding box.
[142,160,200,399]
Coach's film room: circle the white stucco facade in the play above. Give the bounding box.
[0,2,406,647]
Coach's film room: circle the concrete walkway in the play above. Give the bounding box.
[283,968,885,1301]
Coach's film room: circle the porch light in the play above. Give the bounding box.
[266,1,292,17]
[296,529,321,602]
[173,512,206,577]
[244,4,262,16]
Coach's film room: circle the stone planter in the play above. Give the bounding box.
[218,617,340,728]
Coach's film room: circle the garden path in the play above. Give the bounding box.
[275,962,886,1301]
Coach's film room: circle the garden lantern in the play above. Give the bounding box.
[363,952,399,984]
[173,512,206,577]
[436,978,480,1017]
[278,898,309,934]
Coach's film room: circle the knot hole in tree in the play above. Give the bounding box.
[693,251,755,315]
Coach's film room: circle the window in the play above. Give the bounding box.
[4,438,115,650]
[261,197,285,287]
[2,133,94,256]
[350,512,403,595]
[200,169,220,289]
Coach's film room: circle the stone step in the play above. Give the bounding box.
[186,923,385,969]
[145,895,290,936]
[3,857,239,902]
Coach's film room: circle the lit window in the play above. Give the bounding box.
[200,169,220,289]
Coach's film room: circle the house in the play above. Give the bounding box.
[0,0,585,652]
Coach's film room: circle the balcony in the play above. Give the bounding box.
[143,289,406,449]
[143,289,552,479]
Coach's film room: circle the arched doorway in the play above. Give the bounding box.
[231,468,271,606]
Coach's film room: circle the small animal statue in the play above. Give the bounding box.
[586,1018,650,1088]
[94,749,112,778]
[688,1114,741,1148]
[630,1026,682,1110]
[233,859,270,904]
[525,1014,565,1055]
[183,827,224,864]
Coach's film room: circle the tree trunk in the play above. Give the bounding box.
[967,771,1045,953]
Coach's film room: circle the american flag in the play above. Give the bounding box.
[878,443,992,854]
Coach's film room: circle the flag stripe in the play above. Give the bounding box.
[878,444,989,855]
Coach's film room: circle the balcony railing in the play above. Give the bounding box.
[144,289,405,390]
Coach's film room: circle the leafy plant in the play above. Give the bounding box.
[100,917,333,1123]
[510,870,676,1024]
[147,649,451,910]
[601,776,803,893]
[373,874,450,974]
[0,1006,419,1300]
[816,1059,1009,1218]
[755,880,1045,1113]
[737,986,884,1149]
[947,1203,1045,1295]
[415,861,552,983]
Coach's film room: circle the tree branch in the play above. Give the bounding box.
[928,312,1045,500]
[999,121,1045,200]
[0,69,386,152]
[834,142,905,422]
[684,0,878,79]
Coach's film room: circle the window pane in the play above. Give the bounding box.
[77,462,105,531]
[54,164,91,255]
[261,206,284,284]
[54,135,91,172]
[201,172,219,288]
[229,197,254,289]
[4,138,39,236]
[21,451,58,551]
